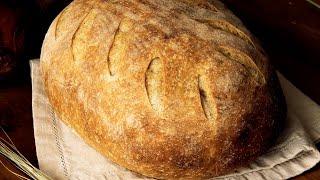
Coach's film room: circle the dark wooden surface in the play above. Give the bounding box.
[0,0,320,179]
[0,83,37,179]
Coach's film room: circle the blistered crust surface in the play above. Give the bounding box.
[40,0,285,178]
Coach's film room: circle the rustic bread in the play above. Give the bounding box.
[40,0,286,178]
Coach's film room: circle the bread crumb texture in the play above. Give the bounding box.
[40,0,286,178]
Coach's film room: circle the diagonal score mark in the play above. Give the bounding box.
[194,18,256,49]
[71,9,93,62]
[218,46,266,85]
[198,75,217,123]
[107,19,123,76]
[145,57,165,115]
[54,7,68,39]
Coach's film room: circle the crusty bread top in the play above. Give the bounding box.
[40,0,286,178]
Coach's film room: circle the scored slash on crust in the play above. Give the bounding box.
[145,57,165,115]
[217,46,266,85]
[194,18,256,49]
[198,75,217,123]
[71,9,93,63]
[108,19,123,76]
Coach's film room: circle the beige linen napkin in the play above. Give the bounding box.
[30,60,320,180]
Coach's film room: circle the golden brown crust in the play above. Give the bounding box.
[40,0,286,178]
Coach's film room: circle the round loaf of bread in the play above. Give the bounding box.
[40,0,286,178]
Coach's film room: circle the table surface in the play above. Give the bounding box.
[1,0,320,179]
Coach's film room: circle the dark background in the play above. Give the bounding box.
[0,0,319,179]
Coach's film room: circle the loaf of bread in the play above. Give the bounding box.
[40,0,286,178]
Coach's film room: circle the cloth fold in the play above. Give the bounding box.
[30,60,320,179]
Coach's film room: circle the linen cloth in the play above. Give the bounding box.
[30,60,320,179]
